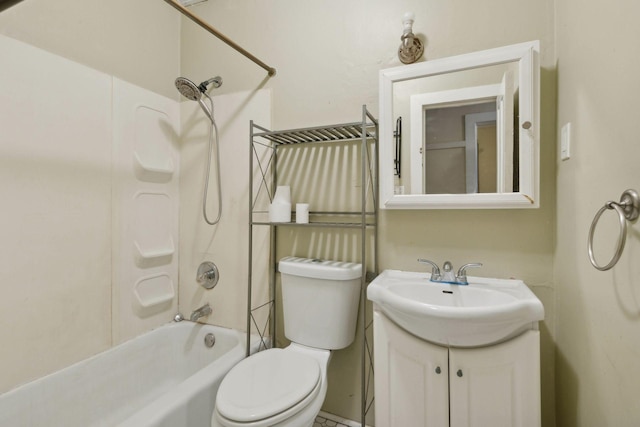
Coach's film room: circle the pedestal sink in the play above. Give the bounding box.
[367,269,544,347]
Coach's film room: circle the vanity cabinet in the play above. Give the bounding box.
[373,311,541,427]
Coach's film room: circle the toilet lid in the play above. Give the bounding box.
[216,348,321,423]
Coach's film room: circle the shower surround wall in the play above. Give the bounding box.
[0,0,179,395]
[112,78,180,344]
[0,34,112,394]
[0,24,181,396]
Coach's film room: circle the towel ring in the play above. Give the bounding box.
[588,189,640,271]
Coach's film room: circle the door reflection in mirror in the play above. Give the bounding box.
[408,76,516,195]
[423,102,500,194]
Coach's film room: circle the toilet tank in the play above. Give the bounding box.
[278,257,362,350]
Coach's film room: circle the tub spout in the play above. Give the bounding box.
[190,303,212,322]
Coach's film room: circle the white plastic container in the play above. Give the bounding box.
[278,256,362,350]
[269,186,291,222]
[295,203,309,224]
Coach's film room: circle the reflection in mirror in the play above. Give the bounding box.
[424,102,497,194]
[396,62,518,195]
[379,41,539,209]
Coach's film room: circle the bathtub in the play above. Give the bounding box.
[0,321,261,427]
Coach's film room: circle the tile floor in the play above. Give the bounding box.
[313,412,355,427]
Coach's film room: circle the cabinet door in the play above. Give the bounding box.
[373,311,449,427]
[449,330,540,427]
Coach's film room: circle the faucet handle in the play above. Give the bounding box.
[456,263,483,283]
[418,259,441,280]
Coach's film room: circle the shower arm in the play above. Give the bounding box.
[163,0,277,77]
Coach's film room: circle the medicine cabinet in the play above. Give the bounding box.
[379,41,540,209]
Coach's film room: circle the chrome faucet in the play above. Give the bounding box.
[190,303,212,322]
[418,259,483,285]
[441,261,456,282]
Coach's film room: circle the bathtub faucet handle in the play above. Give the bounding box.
[197,261,219,290]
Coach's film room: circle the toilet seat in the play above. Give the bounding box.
[215,348,321,426]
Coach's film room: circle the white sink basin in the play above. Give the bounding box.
[367,269,544,347]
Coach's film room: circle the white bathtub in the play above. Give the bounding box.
[0,321,261,427]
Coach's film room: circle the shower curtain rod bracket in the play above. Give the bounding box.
[164,0,276,77]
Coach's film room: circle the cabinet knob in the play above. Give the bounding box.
[435,366,441,374]
[457,369,463,377]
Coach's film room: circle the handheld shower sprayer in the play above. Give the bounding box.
[175,76,222,100]
[175,76,222,123]
[175,75,224,225]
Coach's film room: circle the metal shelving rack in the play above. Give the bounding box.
[247,106,378,426]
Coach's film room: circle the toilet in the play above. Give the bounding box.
[212,256,362,427]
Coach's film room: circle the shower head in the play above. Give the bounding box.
[175,76,223,123]
[175,76,223,101]
[175,77,201,101]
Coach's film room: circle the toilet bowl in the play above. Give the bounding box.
[212,257,362,427]
[211,344,331,427]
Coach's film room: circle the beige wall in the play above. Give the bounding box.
[181,1,556,424]
[555,0,640,425]
[0,1,180,393]
[0,0,180,100]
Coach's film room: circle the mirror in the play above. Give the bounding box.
[379,41,540,209]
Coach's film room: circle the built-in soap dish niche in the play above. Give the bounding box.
[133,238,174,268]
[133,151,174,183]
[133,273,175,317]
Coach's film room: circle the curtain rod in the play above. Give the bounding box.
[163,0,276,77]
